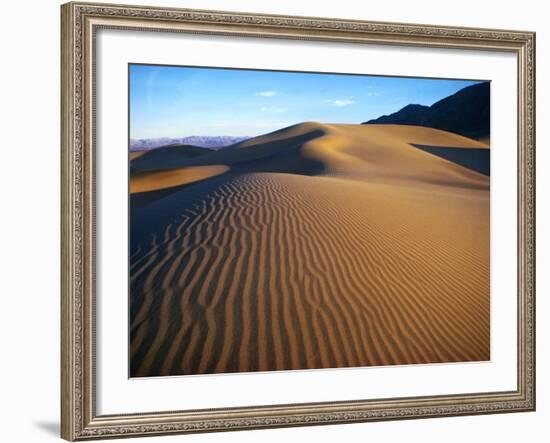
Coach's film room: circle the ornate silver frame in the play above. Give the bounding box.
[61,2,536,440]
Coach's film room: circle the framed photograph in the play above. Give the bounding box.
[61,1,536,440]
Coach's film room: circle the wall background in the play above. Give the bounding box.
[0,0,546,442]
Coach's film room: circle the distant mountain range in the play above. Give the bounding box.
[130,136,250,151]
[364,82,490,140]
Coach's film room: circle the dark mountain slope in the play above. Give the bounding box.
[364,82,490,140]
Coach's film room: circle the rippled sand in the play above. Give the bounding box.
[129,123,490,377]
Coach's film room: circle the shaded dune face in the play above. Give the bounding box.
[410,144,490,176]
[129,123,490,377]
[131,144,214,173]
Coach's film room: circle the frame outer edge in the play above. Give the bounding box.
[518,31,536,410]
[532,31,536,411]
[527,31,536,411]
[61,2,77,441]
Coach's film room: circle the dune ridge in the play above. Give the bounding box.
[130,122,490,377]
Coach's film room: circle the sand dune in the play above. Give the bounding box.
[131,144,214,173]
[130,151,147,160]
[411,144,490,175]
[129,123,490,377]
[478,136,491,146]
[130,165,229,194]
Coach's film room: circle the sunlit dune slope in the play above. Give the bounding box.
[129,122,490,377]
[130,165,230,193]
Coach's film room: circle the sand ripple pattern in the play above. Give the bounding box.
[130,170,489,377]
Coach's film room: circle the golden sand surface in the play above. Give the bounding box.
[129,123,490,377]
[130,165,229,193]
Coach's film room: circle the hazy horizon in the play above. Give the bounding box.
[130,64,482,139]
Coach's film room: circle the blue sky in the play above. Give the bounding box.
[129,64,481,139]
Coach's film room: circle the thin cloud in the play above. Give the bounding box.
[207,120,289,129]
[260,106,288,113]
[256,90,278,97]
[367,92,380,97]
[324,99,356,107]
[145,69,160,116]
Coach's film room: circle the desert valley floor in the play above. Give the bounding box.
[129,123,490,377]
